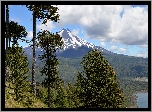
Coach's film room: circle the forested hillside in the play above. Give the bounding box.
[5,4,148,109]
[26,54,148,84]
[26,52,148,108]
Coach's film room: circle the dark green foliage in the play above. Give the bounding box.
[37,30,64,108]
[6,43,32,102]
[65,83,82,108]
[5,81,48,108]
[25,5,60,24]
[36,85,48,104]
[36,82,69,108]
[25,5,60,96]
[76,49,124,108]
[5,21,28,45]
[37,30,64,88]
[58,63,78,85]
[104,54,148,78]
[26,55,147,85]
[4,20,28,92]
[54,82,69,108]
[25,51,148,108]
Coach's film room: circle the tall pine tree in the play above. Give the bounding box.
[37,30,63,108]
[66,83,81,108]
[76,49,124,108]
[25,5,60,96]
[6,43,32,102]
[5,21,28,46]
[55,81,69,108]
[5,21,28,81]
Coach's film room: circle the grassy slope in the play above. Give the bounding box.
[5,82,48,108]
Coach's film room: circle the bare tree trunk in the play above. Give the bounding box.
[5,5,9,82]
[9,37,11,47]
[6,5,9,50]
[47,40,51,108]
[32,11,36,97]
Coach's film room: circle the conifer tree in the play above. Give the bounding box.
[25,5,60,96]
[76,49,124,108]
[55,81,69,108]
[5,21,28,82]
[5,21,28,46]
[6,43,32,102]
[37,30,63,108]
[66,83,81,108]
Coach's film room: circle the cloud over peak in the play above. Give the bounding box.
[56,5,148,46]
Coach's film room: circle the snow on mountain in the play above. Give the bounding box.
[23,28,113,57]
[58,28,96,50]
[23,28,98,51]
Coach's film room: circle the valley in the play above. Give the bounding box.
[25,54,148,108]
[23,28,148,108]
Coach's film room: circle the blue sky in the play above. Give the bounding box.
[7,5,148,58]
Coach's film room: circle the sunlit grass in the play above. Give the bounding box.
[5,82,47,108]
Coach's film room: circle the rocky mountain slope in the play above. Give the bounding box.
[23,28,113,58]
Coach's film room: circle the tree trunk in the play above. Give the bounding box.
[32,11,36,97]
[48,70,51,108]
[5,5,9,82]
[47,39,51,108]
[9,37,11,47]
[6,5,9,50]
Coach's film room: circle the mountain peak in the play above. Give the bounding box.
[61,28,71,32]
[23,28,113,57]
[57,28,96,50]
[66,28,71,32]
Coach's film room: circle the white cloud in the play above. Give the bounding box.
[27,31,33,39]
[118,48,127,54]
[100,42,106,47]
[37,21,55,31]
[110,46,117,51]
[71,29,79,36]
[115,6,148,45]
[136,50,148,58]
[138,44,148,48]
[56,5,148,46]
[136,53,148,58]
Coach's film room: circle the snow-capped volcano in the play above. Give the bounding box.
[58,28,96,50]
[23,28,113,58]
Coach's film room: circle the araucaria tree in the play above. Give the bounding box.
[76,49,124,108]
[5,20,28,81]
[5,21,28,46]
[6,43,31,102]
[37,30,63,108]
[25,5,60,96]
